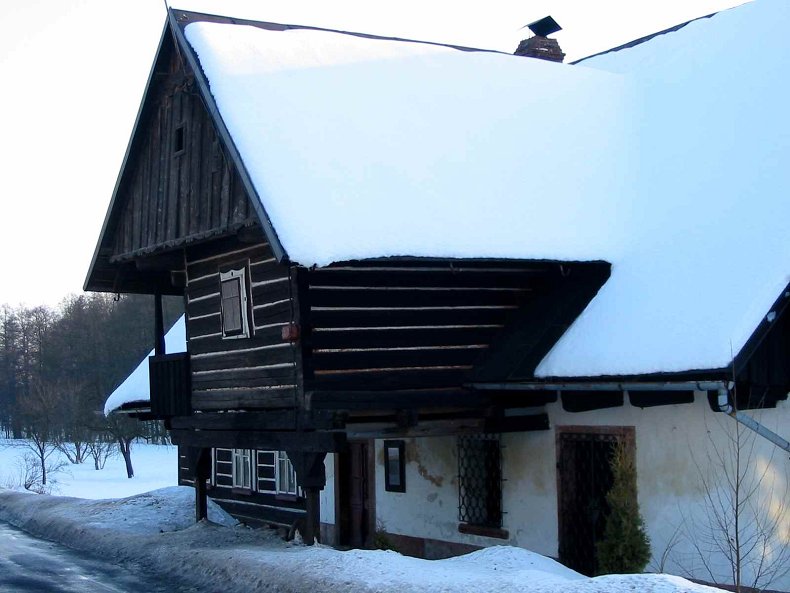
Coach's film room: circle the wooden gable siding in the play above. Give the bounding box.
[185,239,299,413]
[111,52,255,261]
[301,261,552,392]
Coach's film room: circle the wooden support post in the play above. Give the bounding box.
[154,291,165,357]
[287,450,328,545]
[195,473,208,522]
[190,447,211,522]
[304,487,320,546]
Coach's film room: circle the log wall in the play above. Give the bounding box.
[302,261,549,392]
[185,239,299,412]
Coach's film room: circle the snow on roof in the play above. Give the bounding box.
[104,316,187,416]
[182,0,790,378]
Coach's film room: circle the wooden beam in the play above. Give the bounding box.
[169,410,298,431]
[154,291,165,356]
[169,429,346,452]
[307,388,489,411]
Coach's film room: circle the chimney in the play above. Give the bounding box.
[514,16,565,63]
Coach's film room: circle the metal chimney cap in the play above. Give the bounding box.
[526,16,562,37]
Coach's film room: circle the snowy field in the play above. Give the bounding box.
[0,437,177,499]
[0,439,725,593]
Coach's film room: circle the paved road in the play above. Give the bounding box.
[0,521,192,593]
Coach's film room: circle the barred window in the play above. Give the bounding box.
[458,434,503,528]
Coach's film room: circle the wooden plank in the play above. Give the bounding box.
[184,236,270,265]
[252,300,293,327]
[189,324,290,352]
[312,347,485,371]
[170,428,346,452]
[148,102,162,248]
[157,93,170,244]
[249,264,289,286]
[309,307,515,329]
[193,374,297,390]
[310,326,500,349]
[308,268,545,289]
[166,91,179,242]
[308,367,471,391]
[186,293,220,319]
[188,92,203,236]
[308,287,529,308]
[170,410,297,431]
[191,387,298,410]
[187,312,221,337]
[190,344,296,370]
[250,281,292,305]
[309,388,486,410]
[186,270,219,291]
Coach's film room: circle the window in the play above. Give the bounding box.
[220,268,250,339]
[384,440,406,493]
[276,450,299,496]
[457,434,503,528]
[174,124,185,155]
[232,449,252,490]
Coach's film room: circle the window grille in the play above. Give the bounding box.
[457,433,503,528]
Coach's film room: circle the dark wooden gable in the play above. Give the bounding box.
[110,48,255,262]
[85,18,277,296]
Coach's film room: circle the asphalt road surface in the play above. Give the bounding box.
[0,521,192,593]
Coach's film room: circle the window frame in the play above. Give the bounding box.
[219,267,251,340]
[275,450,300,497]
[231,448,252,490]
[384,440,406,493]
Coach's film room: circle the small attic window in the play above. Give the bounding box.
[174,124,185,155]
[220,268,250,339]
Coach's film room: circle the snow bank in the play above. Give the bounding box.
[0,486,725,593]
[181,0,790,378]
[104,315,186,415]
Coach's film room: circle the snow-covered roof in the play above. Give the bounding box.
[179,0,790,378]
[104,316,187,415]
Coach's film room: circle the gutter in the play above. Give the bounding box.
[469,380,730,392]
[715,389,790,454]
[471,380,790,454]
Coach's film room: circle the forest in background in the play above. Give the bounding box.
[0,293,182,483]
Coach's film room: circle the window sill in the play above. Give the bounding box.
[458,523,509,540]
[231,487,253,496]
[274,493,299,502]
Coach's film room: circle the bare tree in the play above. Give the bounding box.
[86,438,116,470]
[679,406,790,592]
[18,378,61,486]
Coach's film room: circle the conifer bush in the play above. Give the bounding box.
[596,441,651,574]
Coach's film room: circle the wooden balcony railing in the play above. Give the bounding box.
[149,353,191,417]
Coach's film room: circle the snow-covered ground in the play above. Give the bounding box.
[0,438,177,499]
[0,440,724,593]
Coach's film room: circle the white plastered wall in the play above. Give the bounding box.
[369,394,790,590]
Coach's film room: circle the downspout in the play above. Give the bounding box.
[716,385,790,454]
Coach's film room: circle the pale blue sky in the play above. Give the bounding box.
[0,0,745,307]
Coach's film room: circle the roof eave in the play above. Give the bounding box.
[84,20,172,293]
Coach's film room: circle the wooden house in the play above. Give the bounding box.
[92,3,790,587]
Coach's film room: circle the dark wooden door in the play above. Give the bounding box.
[557,430,619,576]
[337,440,373,548]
